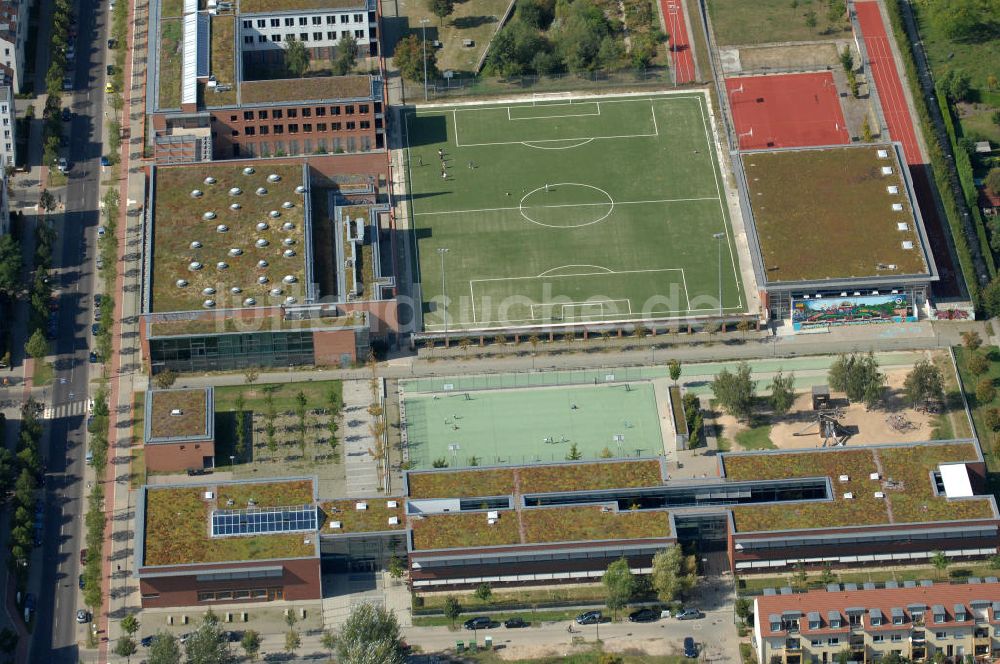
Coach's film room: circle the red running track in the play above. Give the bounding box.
[855,1,922,165]
[725,72,851,150]
[660,0,695,84]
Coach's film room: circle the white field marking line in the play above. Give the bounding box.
[521,138,596,150]
[507,101,601,119]
[562,299,633,321]
[411,196,720,216]
[417,88,703,111]
[424,302,749,330]
[680,268,691,311]
[458,130,657,148]
[470,280,476,322]
[413,94,706,115]
[650,102,659,136]
[695,94,742,309]
[471,266,685,285]
[526,299,629,318]
[452,108,460,146]
[537,264,614,276]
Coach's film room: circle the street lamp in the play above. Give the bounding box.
[437,247,450,341]
[420,18,430,101]
[713,233,725,321]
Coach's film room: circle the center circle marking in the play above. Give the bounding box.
[518,183,615,228]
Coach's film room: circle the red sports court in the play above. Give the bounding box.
[726,72,851,150]
[660,0,695,84]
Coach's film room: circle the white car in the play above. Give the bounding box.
[97,226,107,239]
[56,157,69,173]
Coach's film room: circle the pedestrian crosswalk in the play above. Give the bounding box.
[42,400,91,420]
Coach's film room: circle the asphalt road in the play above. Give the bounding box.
[32,1,113,659]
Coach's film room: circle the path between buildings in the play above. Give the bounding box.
[341,380,381,497]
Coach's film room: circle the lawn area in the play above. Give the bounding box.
[734,424,775,450]
[395,0,510,73]
[48,170,68,188]
[954,346,1000,474]
[739,560,1000,595]
[405,92,744,331]
[931,351,974,440]
[213,380,342,412]
[158,19,183,109]
[706,0,851,46]
[204,14,237,107]
[33,360,53,387]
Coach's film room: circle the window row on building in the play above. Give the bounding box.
[233,103,375,121]
[242,13,366,28]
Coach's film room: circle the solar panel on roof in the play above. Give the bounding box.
[211,505,318,537]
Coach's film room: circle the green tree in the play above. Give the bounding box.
[839,45,854,72]
[668,359,682,384]
[650,545,696,602]
[25,329,48,360]
[393,34,437,82]
[295,390,308,457]
[148,632,181,664]
[983,275,1000,318]
[968,352,990,376]
[931,550,949,578]
[804,9,817,28]
[976,377,996,405]
[552,0,612,72]
[930,0,998,43]
[388,554,404,579]
[941,68,973,102]
[984,407,1000,431]
[38,189,56,212]
[332,33,358,75]
[985,167,1000,197]
[602,557,636,619]
[828,353,885,408]
[903,359,944,406]
[711,361,756,422]
[474,582,493,603]
[234,393,247,461]
[154,369,178,389]
[735,596,751,622]
[285,37,309,77]
[565,442,583,460]
[961,330,983,351]
[428,0,454,24]
[284,629,301,653]
[183,615,233,664]
[241,630,261,661]
[769,370,795,415]
[320,630,337,659]
[121,613,140,636]
[114,636,138,663]
[243,366,259,391]
[861,116,873,142]
[0,235,22,298]
[336,602,406,664]
[443,596,462,627]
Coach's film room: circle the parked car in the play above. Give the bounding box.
[87,415,95,431]
[684,636,698,658]
[85,450,94,465]
[503,617,528,628]
[62,76,73,91]
[106,65,114,76]
[79,574,85,590]
[94,294,102,306]
[179,633,192,644]
[104,82,114,93]
[57,157,70,173]
[462,617,491,630]
[628,608,659,623]
[575,610,602,625]
[676,608,705,620]
[107,38,117,49]
[76,609,91,624]
[100,155,111,166]
[79,549,87,565]
[92,323,101,336]
[97,226,107,239]
[96,257,104,270]
[61,107,71,122]
[140,635,157,647]
[89,351,98,363]
[224,630,243,642]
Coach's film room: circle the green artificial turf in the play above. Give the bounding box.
[404,92,745,331]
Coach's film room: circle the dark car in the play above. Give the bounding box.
[89,351,98,363]
[462,617,491,630]
[61,107,71,122]
[106,65,115,76]
[503,617,528,628]
[79,549,87,565]
[224,630,243,642]
[684,636,698,658]
[79,574,85,590]
[676,609,705,620]
[87,415,94,431]
[24,594,35,611]
[100,155,111,166]
[94,294,103,307]
[76,609,91,624]
[140,635,157,648]
[628,608,659,623]
[107,38,117,48]
[575,610,602,625]
[92,323,101,335]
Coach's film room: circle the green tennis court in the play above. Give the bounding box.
[402,382,665,469]
[404,91,746,331]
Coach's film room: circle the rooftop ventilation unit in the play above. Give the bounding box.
[229,187,242,196]
[189,262,203,271]
[268,174,281,183]
[230,286,242,294]
[243,297,256,306]
[204,176,217,185]
[191,189,203,198]
[216,224,229,233]
[203,211,216,220]
[282,222,295,231]
[887,185,899,194]
[204,491,214,499]
[330,521,341,529]
[295,185,306,194]
[170,408,183,416]
[256,187,267,196]
[230,203,241,211]
[269,210,281,218]
[216,262,228,270]
[269,287,283,296]
[892,203,903,211]
[243,167,255,175]
[282,201,294,209]
[870,472,880,480]
[283,275,297,284]
[283,238,296,246]
[388,516,399,526]
[874,491,885,499]
[356,502,367,511]
[877,149,889,158]
[881,166,893,175]
[229,248,243,256]
[839,474,849,482]
[843,492,854,499]
[176,279,189,288]
[256,238,269,248]
[387,501,398,508]
[190,240,202,249]
[202,287,215,295]
[257,259,269,268]
[284,296,297,304]
[256,222,269,231]
[257,275,269,284]
[283,249,296,258]
[203,299,216,308]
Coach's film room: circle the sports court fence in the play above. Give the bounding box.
[401,366,661,394]
[403,66,673,101]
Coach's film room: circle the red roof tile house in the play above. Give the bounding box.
[753,579,1000,664]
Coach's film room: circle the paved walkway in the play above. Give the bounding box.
[341,380,381,497]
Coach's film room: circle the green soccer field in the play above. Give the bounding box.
[402,382,665,468]
[404,91,746,331]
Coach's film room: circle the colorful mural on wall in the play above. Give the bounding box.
[792,294,915,330]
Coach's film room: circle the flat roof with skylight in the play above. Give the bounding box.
[145,162,314,314]
[144,387,214,443]
[740,144,936,289]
